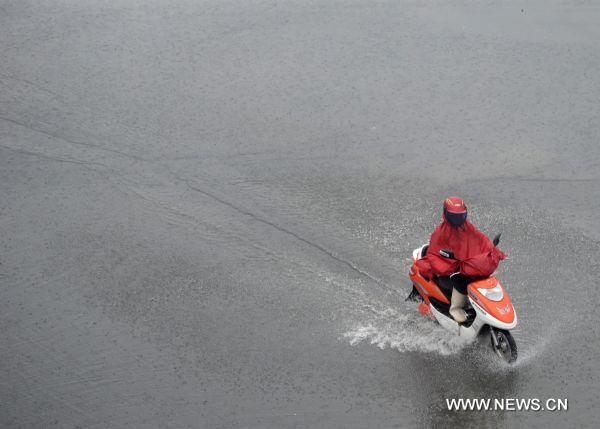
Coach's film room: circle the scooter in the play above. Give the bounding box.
[406,234,518,363]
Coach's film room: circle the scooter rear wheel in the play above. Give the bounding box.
[490,328,517,363]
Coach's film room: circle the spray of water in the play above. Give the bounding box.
[342,298,554,369]
[342,303,473,356]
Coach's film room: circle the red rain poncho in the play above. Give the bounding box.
[416,218,505,278]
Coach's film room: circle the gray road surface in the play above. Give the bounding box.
[1,0,600,427]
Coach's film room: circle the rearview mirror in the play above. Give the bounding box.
[493,233,501,247]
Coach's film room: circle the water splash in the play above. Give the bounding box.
[342,306,472,355]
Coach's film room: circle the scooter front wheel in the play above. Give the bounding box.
[490,328,517,363]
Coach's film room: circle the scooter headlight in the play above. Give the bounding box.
[477,284,504,301]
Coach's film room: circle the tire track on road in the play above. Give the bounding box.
[178,175,398,293]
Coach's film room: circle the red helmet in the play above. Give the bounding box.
[443,196,468,227]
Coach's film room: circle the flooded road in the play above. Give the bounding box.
[1,0,599,427]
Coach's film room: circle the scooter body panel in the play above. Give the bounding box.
[410,244,517,339]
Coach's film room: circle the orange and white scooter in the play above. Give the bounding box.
[407,234,518,363]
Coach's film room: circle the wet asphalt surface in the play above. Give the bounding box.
[1,0,600,428]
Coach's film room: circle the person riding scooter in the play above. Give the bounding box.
[415,197,505,323]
